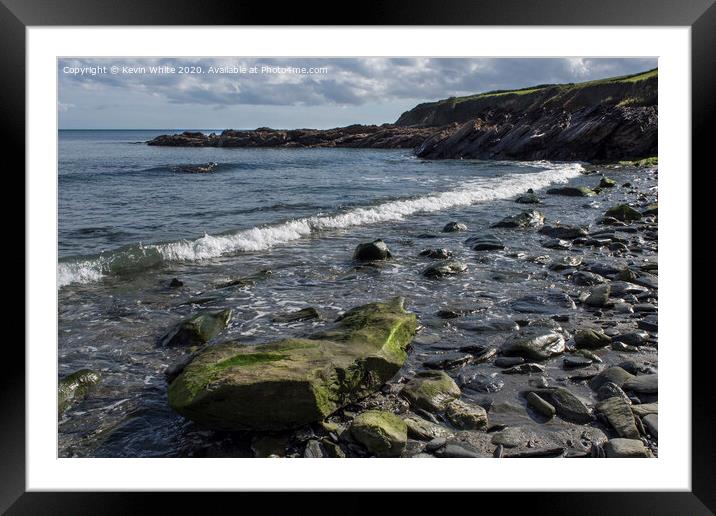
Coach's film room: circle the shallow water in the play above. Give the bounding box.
[58,130,657,457]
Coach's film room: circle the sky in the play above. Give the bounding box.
[58,57,657,130]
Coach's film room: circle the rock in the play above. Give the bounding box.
[643,202,658,216]
[303,440,325,458]
[491,427,524,448]
[501,328,565,360]
[422,260,468,278]
[605,204,642,222]
[445,399,488,429]
[590,367,635,391]
[511,291,576,314]
[585,284,610,307]
[353,239,392,261]
[168,297,416,431]
[213,269,272,289]
[502,363,546,374]
[623,374,658,395]
[643,414,658,438]
[464,319,519,332]
[419,248,453,259]
[515,192,541,204]
[424,437,447,452]
[612,342,640,353]
[546,186,596,197]
[596,382,631,404]
[403,415,452,441]
[604,438,653,458]
[464,234,504,251]
[443,221,467,233]
[401,371,461,413]
[159,309,232,347]
[533,387,593,423]
[619,360,657,375]
[251,434,289,457]
[433,444,483,458]
[458,371,504,393]
[173,162,219,174]
[572,271,606,286]
[574,328,612,349]
[599,177,617,188]
[423,352,473,370]
[436,307,474,319]
[637,315,658,333]
[272,307,320,323]
[548,256,582,271]
[350,410,407,457]
[596,397,640,438]
[526,392,556,419]
[491,209,544,228]
[631,403,658,417]
[169,277,184,288]
[563,356,593,368]
[542,238,572,250]
[494,357,526,368]
[58,369,101,414]
[538,225,589,239]
[460,345,498,363]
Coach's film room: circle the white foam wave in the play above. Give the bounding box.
[58,162,583,288]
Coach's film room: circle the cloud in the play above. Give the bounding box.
[57,101,75,112]
[58,57,657,109]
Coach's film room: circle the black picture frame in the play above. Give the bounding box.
[3,0,712,513]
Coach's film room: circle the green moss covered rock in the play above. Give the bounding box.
[605,204,642,222]
[401,370,461,412]
[350,410,407,457]
[159,309,232,347]
[168,297,416,431]
[58,369,101,415]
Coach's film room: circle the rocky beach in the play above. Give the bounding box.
[58,68,658,459]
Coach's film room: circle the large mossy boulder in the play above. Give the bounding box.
[159,309,232,347]
[168,297,416,431]
[350,410,407,457]
[58,369,101,415]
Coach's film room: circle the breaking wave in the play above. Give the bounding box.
[58,161,583,288]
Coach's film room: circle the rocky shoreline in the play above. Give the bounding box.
[147,69,657,161]
[60,162,658,459]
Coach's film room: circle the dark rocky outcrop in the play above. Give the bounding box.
[148,69,657,162]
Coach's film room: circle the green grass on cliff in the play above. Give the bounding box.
[436,68,658,107]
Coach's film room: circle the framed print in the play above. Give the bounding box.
[4,0,714,512]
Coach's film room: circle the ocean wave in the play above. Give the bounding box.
[58,162,583,288]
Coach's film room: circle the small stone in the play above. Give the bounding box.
[590,367,635,391]
[422,260,468,278]
[464,234,505,251]
[403,416,452,441]
[623,374,658,395]
[420,248,453,259]
[596,397,640,438]
[643,414,658,438]
[604,438,652,458]
[596,382,631,403]
[563,356,593,368]
[443,221,467,233]
[349,410,407,457]
[169,278,184,288]
[423,352,473,370]
[494,357,526,368]
[605,204,643,222]
[433,444,482,458]
[539,225,589,239]
[501,328,565,361]
[303,440,325,458]
[445,399,488,430]
[491,209,545,228]
[533,387,592,423]
[574,328,612,349]
[585,284,611,307]
[546,186,596,197]
[599,177,617,188]
[572,271,606,286]
[401,371,461,413]
[425,437,447,452]
[526,392,556,419]
[491,427,524,448]
[502,363,546,374]
[353,239,392,261]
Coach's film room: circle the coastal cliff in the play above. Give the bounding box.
[147,69,657,162]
